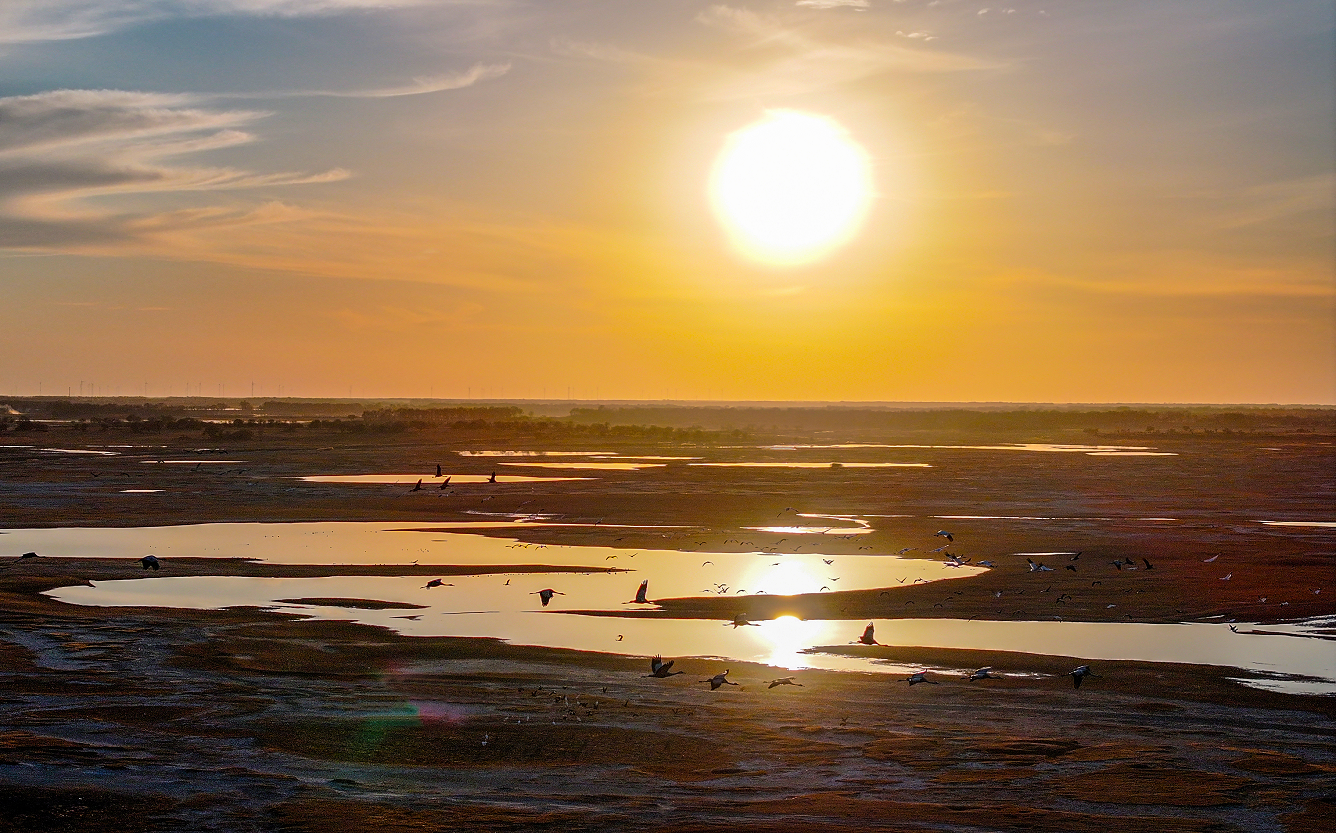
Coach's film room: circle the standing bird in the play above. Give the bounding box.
[966,667,995,681]
[935,531,953,542]
[701,670,739,690]
[767,677,803,689]
[423,578,453,589]
[531,588,565,607]
[1068,664,1099,689]
[627,580,649,604]
[646,655,683,678]
[854,622,879,646]
[140,555,160,571]
[903,671,939,686]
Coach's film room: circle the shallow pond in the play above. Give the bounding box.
[4,522,1330,694]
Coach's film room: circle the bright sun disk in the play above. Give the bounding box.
[710,110,874,267]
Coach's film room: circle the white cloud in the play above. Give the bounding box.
[0,0,438,44]
[0,89,346,249]
[288,62,512,98]
[796,0,870,9]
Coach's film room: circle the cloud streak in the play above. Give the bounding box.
[0,89,346,249]
[0,0,438,44]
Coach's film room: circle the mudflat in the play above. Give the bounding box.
[1,418,1332,831]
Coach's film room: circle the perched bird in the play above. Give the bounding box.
[966,667,996,681]
[140,555,160,571]
[423,578,453,589]
[903,671,939,686]
[767,677,803,689]
[854,622,879,646]
[628,580,649,604]
[701,670,739,690]
[646,655,683,678]
[411,479,423,492]
[1068,664,1098,689]
[935,531,953,542]
[531,588,565,607]
[730,613,760,628]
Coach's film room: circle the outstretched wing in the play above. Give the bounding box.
[651,655,664,673]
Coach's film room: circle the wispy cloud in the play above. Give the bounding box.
[0,89,346,249]
[692,4,997,99]
[796,0,870,9]
[288,62,511,98]
[0,0,437,44]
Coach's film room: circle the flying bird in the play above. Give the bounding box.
[436,464,442,477]
[935,531,953,542]
[767,677,803,689]
[423,578,453,589]
[531,588,565,607]
[411,479,423,491]
[646,655,683,678]
[488,471,497,483]
[730,613,760,628]
[896,547,916,555]
[439,476,450,489]
[854,622,879,645]
[1068,664,1099,689]
[628,580,649,604]
[139,555,160,571]
[1203,554,1220,563]
[701,670,739,690]
[903,672,939,686]
[966,667,996,681]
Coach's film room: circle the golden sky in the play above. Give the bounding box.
[0,1,1331,403]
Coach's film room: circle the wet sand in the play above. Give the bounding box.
[0,425,1333,830]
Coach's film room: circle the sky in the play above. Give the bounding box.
[0,0,1331,404]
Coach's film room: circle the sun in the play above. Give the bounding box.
[709,110,874,267]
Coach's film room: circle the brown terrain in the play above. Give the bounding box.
[0,407,1332,831]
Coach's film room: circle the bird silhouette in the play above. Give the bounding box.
[1068,664,1098,689]
[646,655,683,678]
[439,476,450,489]
[423,578,453,589]
[531,588,565,607]
[627,580,649,604]
[935,531,953,542]
[854,622,879,645]
[903,672,939,686]
[488,471,497,483]
[701,670,739,690]
[730,613,760,628]
[767,677,803,689]
[966,667,995,681]
[436,464,442,477]
[411,479,423,492]
[140,555,160,571]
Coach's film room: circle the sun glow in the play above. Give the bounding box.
[709,110,874,267]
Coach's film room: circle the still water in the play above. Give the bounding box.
[6,522,1330,693]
